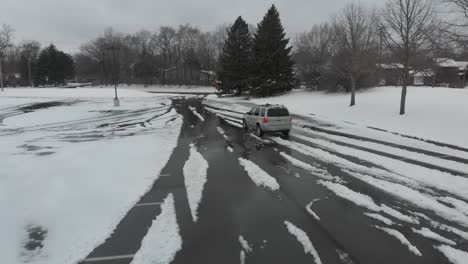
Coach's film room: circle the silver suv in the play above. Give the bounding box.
[243,104,292,137]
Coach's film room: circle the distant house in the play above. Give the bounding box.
[377,63,404,86]
[412,70,434,86]
[433,58,468,88]
[378,59,468,88]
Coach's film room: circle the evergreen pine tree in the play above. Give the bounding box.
[218,16,252,95]
[36,44,75,86]
[252,5,295,96]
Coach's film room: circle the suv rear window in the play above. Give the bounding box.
[268,108,289,117]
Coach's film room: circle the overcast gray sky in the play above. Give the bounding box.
[2,0,385,53]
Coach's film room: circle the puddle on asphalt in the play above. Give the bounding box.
[19,101,68,112]
[17,144,53,152]
[21,225,47,262]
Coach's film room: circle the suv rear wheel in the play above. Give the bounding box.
[283,130,290,137]
[243,120,248,131]
[256,124,264,137]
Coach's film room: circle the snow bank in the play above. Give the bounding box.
[364,213,395,226]
[249,87,468,148]
[375,226,422,256]
[183,144,209,222]
[279,152,341,182]
[319,181,418,224]
[239,235,253,253]
[345,171,468,228]
[131,194,182,264]
[412,227,456,246]
[436,245,468,264]
[297,135,468,202]
[188,106,205,122]
[238,158,280,191]
[284,221,323,264]
[306,202,321,221]
[296,130,468,174]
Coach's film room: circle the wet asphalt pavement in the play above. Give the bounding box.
[79,97,462,264]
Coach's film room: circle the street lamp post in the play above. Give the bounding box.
[107,45,120,107]
[28,57,32,87]
[0,59,3,92]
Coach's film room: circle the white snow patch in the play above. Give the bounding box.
[306,202,321,221]
[296,130,468,175]
[298,135,468,202]
[319,181,419,224]
[431,222,468,241]
[364,213,395,226]
[279,152,342,182]
[240,250,246,264]
[0,96,182,264]
[238,158,280,191]
[224,119,243,128]
[336,249,354,264]
[272,137,421,189]
[249,133,272,143]
[216,126,226,135]
[188,106,205,122]
[227,146,234,153]
[438,197,468,217]
[412,227,457,246]
[131,194,182,264]
[436,245,468,264]
[183,144,209,222]
[284,221,323,264]
[345,170,468,228]
[239,235,253,253]
[375,226,422,256]
[380,205,419,225]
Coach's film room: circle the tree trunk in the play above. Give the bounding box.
[400,66,409,115]
[350,75,356,106]
[400,84,407,115]
[0,60,3,91]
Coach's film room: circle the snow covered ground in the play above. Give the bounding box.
[202,88,468,262]
[120,84,217,94]
[207,86,468,149]
[0,88,182,264]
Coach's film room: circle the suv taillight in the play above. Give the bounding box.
[263,117,269,123]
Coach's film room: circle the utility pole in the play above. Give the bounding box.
[28,57,32,87]
[0,59,3,91]
[107,45,120,106]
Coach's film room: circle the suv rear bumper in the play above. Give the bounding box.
[261,124,291,132]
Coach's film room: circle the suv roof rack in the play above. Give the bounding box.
[259,103,285,107]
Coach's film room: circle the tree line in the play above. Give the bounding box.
[293,0,468,114]
[2,0,468,113]
[0,25,75,88]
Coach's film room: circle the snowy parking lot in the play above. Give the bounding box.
[0,88,182,264]
[2,87,468,264]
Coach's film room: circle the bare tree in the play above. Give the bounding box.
[382,0,436,115]
[152,26,177,85]
[334,3,379,106]
[20,41,41,87]
[293,22,335,90]
[0,24,14,91]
